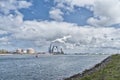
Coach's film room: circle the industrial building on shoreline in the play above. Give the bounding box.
[16,48,35,54]
[14,42,65,55]
[48,43,64,55]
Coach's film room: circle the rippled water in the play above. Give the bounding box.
[0,54,109,80]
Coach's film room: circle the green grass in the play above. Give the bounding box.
[74,54,120,80]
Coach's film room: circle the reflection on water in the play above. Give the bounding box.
[0,54,109,80]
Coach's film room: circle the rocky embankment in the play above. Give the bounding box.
[65,55,112,80]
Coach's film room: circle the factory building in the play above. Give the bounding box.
[16,49,27,54]
[16,49,23,54]
[16,48,35,54]
[27,48,35,54]
[48,43,64,54]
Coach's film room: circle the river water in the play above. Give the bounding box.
[0,54,109,80]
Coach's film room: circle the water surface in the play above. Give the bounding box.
[0,54,109,80]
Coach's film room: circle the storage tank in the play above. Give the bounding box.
[27,48,35,54]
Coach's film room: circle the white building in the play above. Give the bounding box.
[27,48,35,54]
[16,49,23,54]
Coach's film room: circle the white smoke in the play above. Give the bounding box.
[52,35,72,44]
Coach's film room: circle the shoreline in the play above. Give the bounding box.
[0,54,13,56]
[64,55,112,80]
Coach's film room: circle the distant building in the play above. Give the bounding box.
[16,49,23,54]
[16,48,35,54]
[23,49,27,53]
[48,43,64,55]
[16,49,27,54]
[27,48,35,54]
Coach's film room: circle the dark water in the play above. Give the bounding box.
[0,54,109,80]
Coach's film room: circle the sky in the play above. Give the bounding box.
[0,0,120,54]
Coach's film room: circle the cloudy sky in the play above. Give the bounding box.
[0,0,120,53]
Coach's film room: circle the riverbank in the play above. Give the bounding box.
[65,54,120,80]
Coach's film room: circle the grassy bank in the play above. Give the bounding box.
[65,54,120,80]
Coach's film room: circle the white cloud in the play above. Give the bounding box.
[0,0,31,49]
[0,37,8,42]
[0,0,32,14]
[49,8,64,21]
[70,0,94,6]
[0,13,23,32]
[1,14,120,53]
[54,0,94,11]
[53,0,120,27]
[0,30,8,35]
[50,0,94,20]
[0,12,119,53]
[0,37,10,45]
[87,0,120,26]
[0,0,120,53]
[10,20,120,53]
[18,0,32,8]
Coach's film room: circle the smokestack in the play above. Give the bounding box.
[48,35,71,54]
[48,42,53,53]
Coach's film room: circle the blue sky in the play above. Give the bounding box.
[19,0,93,26]
[0,0,120,54]
[19,0,52,21]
